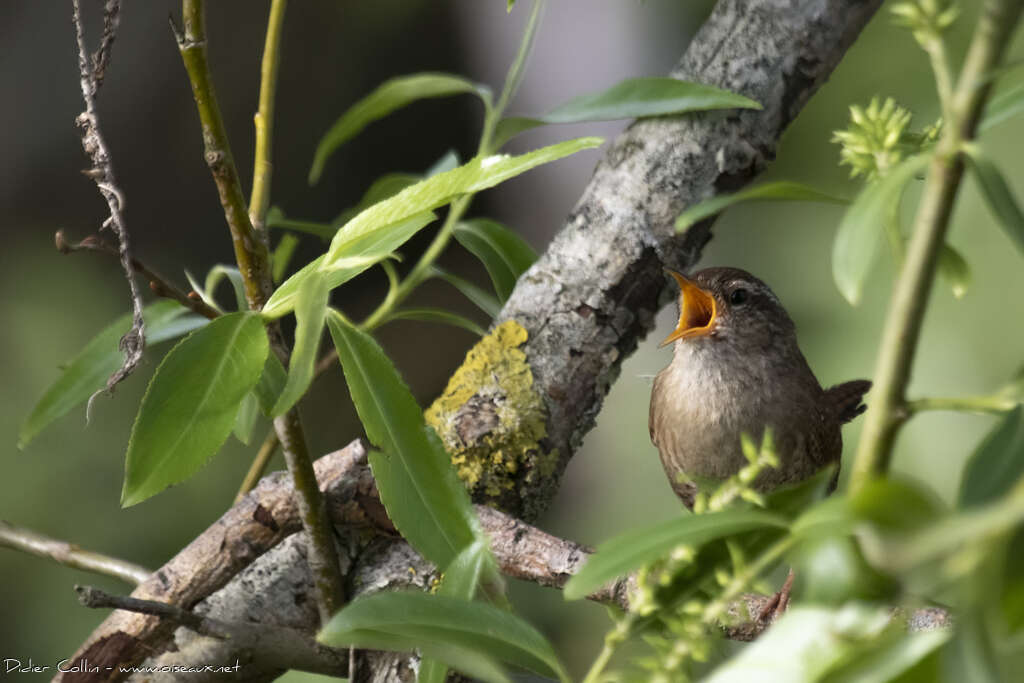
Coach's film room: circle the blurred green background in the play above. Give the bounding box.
[3,0,1022,680]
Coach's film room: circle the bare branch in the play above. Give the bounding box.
[55,230,220,321]
[0,520,150,586]
[71,0,145,403]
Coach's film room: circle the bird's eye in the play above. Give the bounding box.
[729,288,749,305]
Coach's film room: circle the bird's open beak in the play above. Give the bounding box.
[660,270,717,347]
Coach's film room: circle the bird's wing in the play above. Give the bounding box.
[825,379,872,424]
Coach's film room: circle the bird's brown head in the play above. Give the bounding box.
[660,267,796,350]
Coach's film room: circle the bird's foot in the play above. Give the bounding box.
[757,568,795,624]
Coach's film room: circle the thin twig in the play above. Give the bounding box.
[905,395,1017,417]
[174,0,344,623]
[75,585,350,676]
[234,429,280,503]
[0,521,150,586]
[249,0,288,232]
[72,0,145,401]
[56,230,220,320]
[850,0,1024,490]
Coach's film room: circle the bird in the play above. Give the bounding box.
[649,267,871,509]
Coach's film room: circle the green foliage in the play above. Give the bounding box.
[454,218,537,302]
[890,0,959,46]
[832,154,932,305]
[674,181,848,233]
[958,407,1024,508]
[382,308,486,337]
[121,312,269,506]
[19,301,206,449]
[270,273,328,416]
[964,144,1024,255]
[430,265,502,318]
[322,138,601,268]
[318,591,569,683]
[539,76,761,124]
[309,73,491,184]
[327,311,479,569]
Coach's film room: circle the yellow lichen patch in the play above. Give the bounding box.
[425,320,551,505]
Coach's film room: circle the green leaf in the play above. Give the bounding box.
[121,312,269,507]
[825,630,949,683]
[563,508,788,600]
[253,354,287,417]
[19,301,206,449]
[938,242,971,298]
[385,308,486,337]
[233,392,260,445]
[270,274,329,417]
[492,116,545,149]
[965,145,1024,255]
[708,603,947,683]
[430,266,502,318]
[332,173,421,229]
[272,233,300,284]
[833,153,932,305]
[266,207,336,241]
[327,312,478,568]
[454,219,537,302]
[322,138,602,269]
[205,265,247,312]
[674,181,848,232]
[318,591,568,683]
[420,540,495,683]
[980,80,1024,132]
[262,211,437,318]
[310,73,491,184]
[959,406,1024,508]
[541,77,761,124]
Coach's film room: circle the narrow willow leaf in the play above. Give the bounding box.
[959,406,1024,508]
[205,265,247,312]
[322,138,602,269]
[937,242,971,298]
[420,540,494,683]
[122,312,269,507]
[563,509,788,600]
[266,207,336,241]
[492,116,545,149]
[430,266,502,318]
[825,630,951,683]
[19,301,206,449]
[185,269,221,313]
[253,354,287,417]
[965,145,1024,254]
[703,605,902,683]
[675,181,849,232]
[272,233,300,284]
[541,76,761,124]
[332,174,420,229]
[270,273,329,417]
[454,219,537,302]
[980,80,1024,132]
[233,392,260,445]
[310,73,491,184]
[833,154,931,305]
[386,308,486,337]
[262,211,436,318]
[319,591,568,683]
[327,312,478,568]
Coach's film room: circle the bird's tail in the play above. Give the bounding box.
[825,379,872,424]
